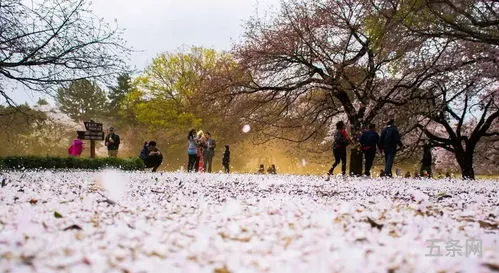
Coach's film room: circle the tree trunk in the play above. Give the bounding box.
[456,151,475,180]
[349,148,363,176]
[347,121,363,176]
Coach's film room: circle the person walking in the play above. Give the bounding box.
[104,127,120,157]
[326,121,351,180]
[222,145,230,173]
[358,123,380,177]
[203,132,216,173]
[187,129,197,172]
[379,118,403,177]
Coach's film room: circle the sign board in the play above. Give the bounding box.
[77,130,104,140]
[84,121,103,132]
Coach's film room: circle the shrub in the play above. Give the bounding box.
[0,156,145,171]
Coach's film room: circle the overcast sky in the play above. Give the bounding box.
[92,0,280,70]
[14,0,280,105]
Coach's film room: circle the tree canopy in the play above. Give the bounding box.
[230,0,498,178]
[108,74,134,116]
[124,47,237,131]
[56,79,108,122]
[233,0,445,142]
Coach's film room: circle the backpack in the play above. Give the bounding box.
[334,131,349,147]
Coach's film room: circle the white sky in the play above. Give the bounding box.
[13,0,281,105]
[92,0,280,70]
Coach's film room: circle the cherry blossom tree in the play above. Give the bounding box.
[232,0,448,174]
[382,0,499,45]
[433,119,499,176]
[409,58,498,179]
[376,0,499,179]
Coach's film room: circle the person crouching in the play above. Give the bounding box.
[139,141,163,172]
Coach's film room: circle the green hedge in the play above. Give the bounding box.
[0,156,145,171]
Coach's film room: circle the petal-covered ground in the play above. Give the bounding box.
[0,170,498,273]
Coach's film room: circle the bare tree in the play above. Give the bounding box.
[0,0,130,105]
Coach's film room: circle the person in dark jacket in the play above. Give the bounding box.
[104,127,120,157]
[222,145,230,173]
[140,141,163,172]
[326,121,351,180]
[379,119,403,177]
[139,142,149,160]
[420,142,432,178]
[358,123,380,177]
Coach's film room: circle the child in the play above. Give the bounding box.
[68,135,84,157]
[222,145,230,173]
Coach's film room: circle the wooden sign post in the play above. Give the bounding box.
[77,121,104,158]
[90,140,96,158]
